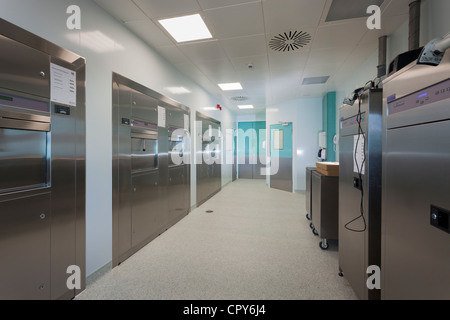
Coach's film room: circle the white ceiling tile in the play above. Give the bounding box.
[198,0,260,10]
[133,0,201,19]
[220,35,267,58]
[203,2,265,39]
[311,20,367,49]
[125,19,174,48]
[155,45,191,65]
[231,55,270,81]
[263,0,327,33]
[268,51,309,77]
[194,59,238,83]
[178,40,229,62]
[94,0,148,22]
[306,47,353,66]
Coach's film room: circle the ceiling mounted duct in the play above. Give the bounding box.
[269,31,311,52]
[302,76,330,85]
[326,0,384,22]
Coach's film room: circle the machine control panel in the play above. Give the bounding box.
[0,92,49,113]
[131,119,158,130]
[340,112,366,129]
[388,78,450,116]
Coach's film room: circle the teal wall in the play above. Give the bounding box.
[322,92,336,162]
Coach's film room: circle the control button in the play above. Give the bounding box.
[432,213,438,220]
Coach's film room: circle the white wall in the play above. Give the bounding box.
[266,98,323,191]
[0,0,235,277]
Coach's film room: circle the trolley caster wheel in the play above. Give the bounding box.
[312,228,319,236]
[310,222,314,229]
[306,213,311,221]
[319,240,329,250]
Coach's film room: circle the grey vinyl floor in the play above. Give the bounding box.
[76,179,358,300]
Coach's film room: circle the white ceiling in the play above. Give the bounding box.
[94,0,412,114]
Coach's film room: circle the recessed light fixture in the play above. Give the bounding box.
[238,105,254,110]
[203,107,217,111]
[159,14,212,43]
[218,83,243,91]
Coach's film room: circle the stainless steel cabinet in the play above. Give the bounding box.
[0,193,51,300]
[113,73,191,267]
[338,88,382,300]
[0,34,50,98]
[196,112,222,206]
[0,19,86,300]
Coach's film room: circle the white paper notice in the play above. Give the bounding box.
[158,106,166,128]
[50,63,76,107]
[353,134,365,174]
[184,114,190,131]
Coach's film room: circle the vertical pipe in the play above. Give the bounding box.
[377,35,387,78]
[409,0,421,51]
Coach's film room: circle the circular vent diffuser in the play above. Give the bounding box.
[269,31,311,52]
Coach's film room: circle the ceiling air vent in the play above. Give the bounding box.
[302,76,330,85]
[230,96,249,102]
[269,31,311,52]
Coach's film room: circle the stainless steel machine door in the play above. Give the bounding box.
[196,112,222,206]
[383,120,450,299]
[382,51,450,300]
[0,128,48,192]
[0,192,51,300]
[0,19,86,300]
[0,34,50,98]
[338,89,382,300]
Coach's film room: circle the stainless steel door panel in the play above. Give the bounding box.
[168,165,188,219]
[0,35,50,98]
[131,137,158,173]
[339,135,366,298]
[270,158,293,192]
[167,108,184,128]
[382,120,450,300]
[50,101,77,300]
[238,156,253,179]
[0,193,51,300]
[131,172,164,247]
[0,128,48,193]
[132,89,158,123]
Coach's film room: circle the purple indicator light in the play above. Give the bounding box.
[417,92,428,99]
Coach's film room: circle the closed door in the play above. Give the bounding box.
[270,123,293,192]
[238,121,266,179]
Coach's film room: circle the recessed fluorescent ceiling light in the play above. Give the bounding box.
[238,105,254,109]
[218,83,243,91]
[203,107,217,111]
[159,14,212,43]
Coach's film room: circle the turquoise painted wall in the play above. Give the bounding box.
[322,92,336,162]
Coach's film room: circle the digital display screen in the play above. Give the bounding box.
[417,92,428,99]
[0,95,13,102]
